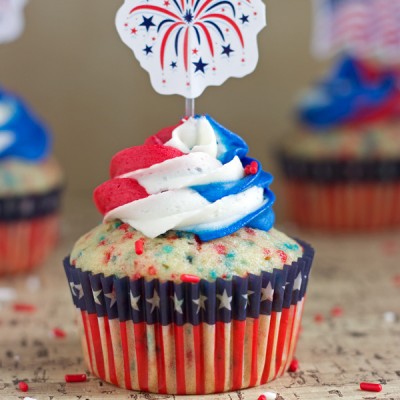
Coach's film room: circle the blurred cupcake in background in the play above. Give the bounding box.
[280,56,400,231]
[0,87,63,274]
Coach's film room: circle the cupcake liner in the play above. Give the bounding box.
[0,187,62,222]
[280,154,400,183]
[63,240,314,394]
[0,213,60,274]
[286,180,400,231]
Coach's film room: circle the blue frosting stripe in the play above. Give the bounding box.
[298,56,400,128]
[182,116,275,241]
[0,88,51,161]
[62,239,315,326]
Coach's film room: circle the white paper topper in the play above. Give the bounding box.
[0,0,28,44]
[116,0,266,98]
[312,0,400,64]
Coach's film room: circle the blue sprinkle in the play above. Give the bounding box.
[209,270,218,280]
[226,252,235,259]
[284,243,299,251]
[163,245,173,254]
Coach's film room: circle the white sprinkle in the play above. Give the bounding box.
[259,392,277,400]
[383,311,397,323]
[14,355,20,362]
[0,287,17,302]
[26,276,41,292]
[23,397,37,400]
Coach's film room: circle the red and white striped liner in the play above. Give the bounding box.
[76,299,305,394]
[286,181,400,231]
[0,214,60,274]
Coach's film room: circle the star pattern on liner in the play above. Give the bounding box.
[70,283,84,300]
[130,293,141,311]
[261,282,274,302]
[221,44,234,57]
[172,294,184,314]
[242,290,255,307]
[147,289,160,313]
[105,290,117,308]
[193,58,208,73]
[170,61,177,68]
[140,16,155,31]
[293,272,302,291]
[217,289,232,311]
[92,289,102,305]
[193,294,208,313]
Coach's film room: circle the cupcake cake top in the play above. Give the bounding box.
[94,115,275,242]
[0,88,62,196]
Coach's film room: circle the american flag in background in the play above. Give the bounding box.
[313,0,400,63]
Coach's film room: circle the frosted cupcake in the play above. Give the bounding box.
[64,116,314,394]
[0,87,63,274]
[280,56,400,231]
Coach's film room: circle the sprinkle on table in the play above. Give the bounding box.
[288,358,299,372]
[18,381,29,392]
[13,303,36,312]
[258,392,277,400]
[331,306,343,317]
[65,374,87,383]
[360,382,382,392]
[314,313,324,323]
[52,328,66,338]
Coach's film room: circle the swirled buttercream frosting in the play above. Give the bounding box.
[94,116,275,241]
[299,56,400,129]
[0,88,51,161]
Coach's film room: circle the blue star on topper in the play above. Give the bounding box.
[140,16,156,31]
[193,58,208,73]
[221,44,234,57]
[240,14,249,23]
[143,45,153,55]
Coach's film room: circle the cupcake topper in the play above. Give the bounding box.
[116,0,266,115]
[0,0,28,44]
[312,0,400,64]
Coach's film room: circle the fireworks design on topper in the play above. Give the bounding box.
[0,0,28,44]
[116,0,266,98]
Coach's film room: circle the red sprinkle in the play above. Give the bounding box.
[194,235,202,251]
[135,239,145,255]
[180,274,201,283]
[331,306,343,317]
[245,161,259,175]
[148,266,157,276]
[52,328,66,338]
[215,244,227,255]
[245,227,256,236]
[360,382,382,392]
[65,374,87,383]
[288,358,299,372]
[276,250,288,264]
[13,303,36,313]
[314,313,324,323]
[18,381,29,392]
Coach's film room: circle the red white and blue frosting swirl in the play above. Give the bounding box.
[94,115,275,241]
[298,56,400,129]
[0,87,51,161]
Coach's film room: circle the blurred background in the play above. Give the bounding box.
[0,0,329,219]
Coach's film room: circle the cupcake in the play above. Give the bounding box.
[64,116,314,394]
[0,87,63,274]
[280,56,400,231]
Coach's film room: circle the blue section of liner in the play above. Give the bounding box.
[63,240,314,326]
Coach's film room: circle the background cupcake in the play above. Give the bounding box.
[0,87,63,274]
[64,116,314,394]
[280,56,400,231]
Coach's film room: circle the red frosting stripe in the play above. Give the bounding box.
[110,144,185,178]
[94,178,149,215]
[144,122,183,145]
